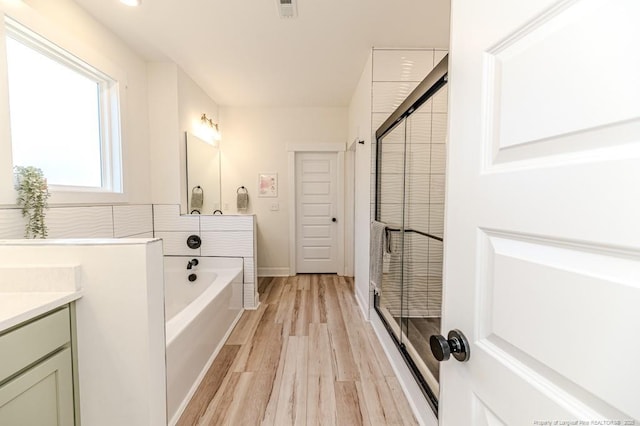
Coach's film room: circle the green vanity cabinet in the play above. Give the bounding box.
[0,306,76,425]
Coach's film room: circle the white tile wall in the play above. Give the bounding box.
[47,206,114,239]
[429,176,446,203]
[0,205,156,240]
[243,257,255,283]
[243,283,257,308]
[433,85,448,114]
[123,232,154,239]
[114,205,153,237]
[155,231,201,256]
[372,82,420,113]
[428,204,445,237]
[200,231,253,257]
[372,113,391,133]
[153,204,199,232]
[0,209,25,239]
[432,114,448,144]
[430,145,447,174]
[373,49,435,82]
[407,114,432,144]
[406,204,430,230]
[407,145,431,174]
[200,215,253,231]
[0,201,258,308]
[372,48,448,319]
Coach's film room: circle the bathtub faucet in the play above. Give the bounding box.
[187,258,199,270]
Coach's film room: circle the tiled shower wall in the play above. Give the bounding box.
[371,48,448,318]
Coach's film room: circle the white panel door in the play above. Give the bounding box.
[296,152,338,273]
[443,0,640,424]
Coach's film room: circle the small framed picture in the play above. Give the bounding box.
[258,173,278,197]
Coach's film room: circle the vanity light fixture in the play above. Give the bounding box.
[200,113,221,141]
[120,0,141,7]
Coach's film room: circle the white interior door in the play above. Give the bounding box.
[295,152,338,273]
[442,0,640,424]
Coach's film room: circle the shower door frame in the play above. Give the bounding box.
[373,55,448,416]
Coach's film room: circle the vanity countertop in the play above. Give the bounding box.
[0,291,82,333]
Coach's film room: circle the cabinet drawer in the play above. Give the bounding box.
[0,307,70,383]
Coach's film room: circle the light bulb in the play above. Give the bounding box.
[120,0,141,7]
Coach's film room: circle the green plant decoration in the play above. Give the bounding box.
[14,166,50,239]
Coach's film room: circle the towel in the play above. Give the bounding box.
[190,186,203,210]
[370,220,387,294]
[237,186,249,212]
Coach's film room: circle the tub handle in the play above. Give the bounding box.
[186,235,201,249]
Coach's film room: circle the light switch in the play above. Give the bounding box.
[270,201,279,211]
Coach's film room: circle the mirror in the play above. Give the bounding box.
[185,131,221,214]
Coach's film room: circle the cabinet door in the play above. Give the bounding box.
[0,347,74,425]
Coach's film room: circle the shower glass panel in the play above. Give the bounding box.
[377,120,407,339]
[373,56,448,414]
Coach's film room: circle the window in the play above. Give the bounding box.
[5,18,122,192]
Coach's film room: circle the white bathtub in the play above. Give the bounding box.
[164,256,243,425]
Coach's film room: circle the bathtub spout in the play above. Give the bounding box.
[187,259,199,270]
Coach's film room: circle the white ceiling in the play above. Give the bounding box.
[73,0,450,107]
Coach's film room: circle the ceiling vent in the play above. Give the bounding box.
[276,0,297,18]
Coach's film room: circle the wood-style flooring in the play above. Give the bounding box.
[177,275,418,426]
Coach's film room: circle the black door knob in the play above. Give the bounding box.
[429,329,470,362]
[186,235,201,249]
[332,217,337,222]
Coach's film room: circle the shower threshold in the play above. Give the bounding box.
[375,302,441,414]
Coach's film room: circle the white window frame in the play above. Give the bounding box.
[0,12,128,205]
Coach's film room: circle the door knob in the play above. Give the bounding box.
[332,218,337,222]
[429,329,470,362]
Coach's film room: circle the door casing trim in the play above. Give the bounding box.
[287,143,346,276]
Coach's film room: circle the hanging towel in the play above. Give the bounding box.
[190,186,203,211]
[370,220,387,294]
[237,186,249,212]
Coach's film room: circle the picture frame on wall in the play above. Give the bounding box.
[258,173,278,197]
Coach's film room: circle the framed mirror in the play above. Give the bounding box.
[184,131,221,214]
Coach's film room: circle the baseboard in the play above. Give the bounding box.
[370,314,438,426]
[257,267,290,277]
[355,286,370,321]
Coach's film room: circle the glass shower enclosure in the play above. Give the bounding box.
[373,55,448,413]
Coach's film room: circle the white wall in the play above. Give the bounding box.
[219,106,347,276]
[147,64,220,211]
[148,63,180,205]
[177,68,220,212]
[0,0,151,206]
[0,239,167,426]
[348,52,373,316]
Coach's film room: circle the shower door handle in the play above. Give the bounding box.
[430,329,470,362]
